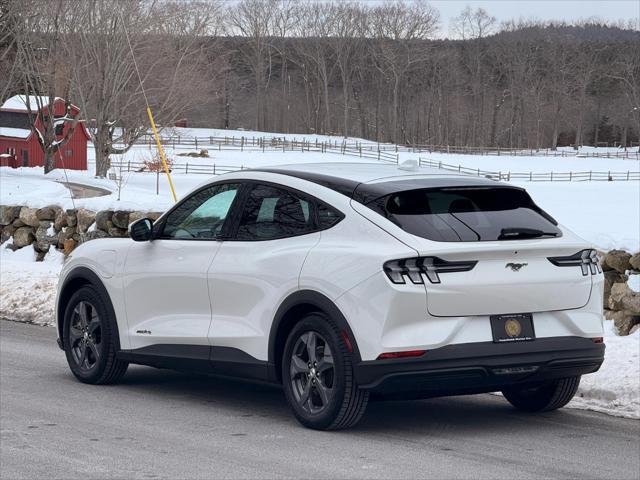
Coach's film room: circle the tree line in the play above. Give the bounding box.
[1,0,639,176]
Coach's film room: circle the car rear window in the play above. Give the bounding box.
[367,186,562,242]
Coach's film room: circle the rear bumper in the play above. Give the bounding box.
[355,336,604,396]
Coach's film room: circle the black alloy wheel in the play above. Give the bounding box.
[289,331,335,414]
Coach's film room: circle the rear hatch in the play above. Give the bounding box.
[358,183,595,317]
[415,243,593,316]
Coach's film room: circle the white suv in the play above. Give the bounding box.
[56,163,605,430]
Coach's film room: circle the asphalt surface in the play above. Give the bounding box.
[1,320,638,480]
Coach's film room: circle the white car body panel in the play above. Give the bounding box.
[207,232,321,361]
[122,240,221,348]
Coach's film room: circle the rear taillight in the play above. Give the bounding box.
[383,256,477,284]
[547,249,601,276]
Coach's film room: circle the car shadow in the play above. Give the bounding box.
[101,364,589,436]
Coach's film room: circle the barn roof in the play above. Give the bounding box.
[0,127,31,139]
[1,95,65,112]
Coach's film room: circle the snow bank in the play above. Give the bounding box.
[0,244,63,325]
[569,320,640,419]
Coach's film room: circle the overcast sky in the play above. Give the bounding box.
[427,0,640,37]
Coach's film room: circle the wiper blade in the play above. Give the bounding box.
[498,228,559,240]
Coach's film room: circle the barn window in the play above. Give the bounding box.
[55,124,64,136]
[65,150,72,158]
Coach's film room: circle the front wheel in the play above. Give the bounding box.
[282,313,369,430]
[62,285,128,384]
[502,376,581,412]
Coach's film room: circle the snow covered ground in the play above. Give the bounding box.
[1,127,638,419]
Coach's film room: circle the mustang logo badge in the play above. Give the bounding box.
[505,262,528,272]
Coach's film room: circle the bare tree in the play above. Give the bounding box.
[369,0,439,143]
[0,0,20,102]
[13,0,80,174]
[64,0,218,177]
[228,0,278,131]
[609,47,640,151]
[291,2,336,134]
[327,2,366,137]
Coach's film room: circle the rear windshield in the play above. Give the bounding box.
[367,186,561,242]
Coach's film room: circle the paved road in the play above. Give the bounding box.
[1,320,638,480]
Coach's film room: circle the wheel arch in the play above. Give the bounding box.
[268,290,361,383]
[57,267,119,349]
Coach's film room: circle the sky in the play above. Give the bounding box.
[428,0,640,37]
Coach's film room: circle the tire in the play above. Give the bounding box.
[62,285,128,385]
[502,376,581,412]
[281,313,369,430]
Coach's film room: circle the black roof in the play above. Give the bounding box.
[254,167,514,204]
[0,111,31,129]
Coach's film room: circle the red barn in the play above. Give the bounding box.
[0,95,90,170]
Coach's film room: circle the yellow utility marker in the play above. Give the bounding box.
[146,106,177,202]
[119,7,177,203]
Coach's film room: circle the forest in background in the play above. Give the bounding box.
[1,0,639,174]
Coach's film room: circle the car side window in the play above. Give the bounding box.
[317,203,342,229]
[161,183,240,240]
[236,184,314,241]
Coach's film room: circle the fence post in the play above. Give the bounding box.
[551,171,553,181]
[569,171,572,181]
[127,160,131,172]
[529,171,532,181]
[627,171,630,180]
[477,168,480,176]
[396,154,399,164]
[195,137,198,150]
[213,164,216,175]
[589,170,592,181]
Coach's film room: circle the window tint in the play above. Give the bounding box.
[369,187,561,242]
[317,203,342,229]
[162,183,239,240]
[236,184,314,241]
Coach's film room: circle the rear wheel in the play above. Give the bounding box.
[282,313,368,430]
[63,285,128,384]
[502,376,581,412]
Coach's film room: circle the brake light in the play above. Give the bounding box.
[377,350,426,360]
[547,249,601,276]
[592,337,604,344]
[383,256,477,284]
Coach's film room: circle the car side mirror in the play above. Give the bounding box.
[129,218,154,242]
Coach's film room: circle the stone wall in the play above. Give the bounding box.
[601,250,640,335]
[0,205,161,259]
